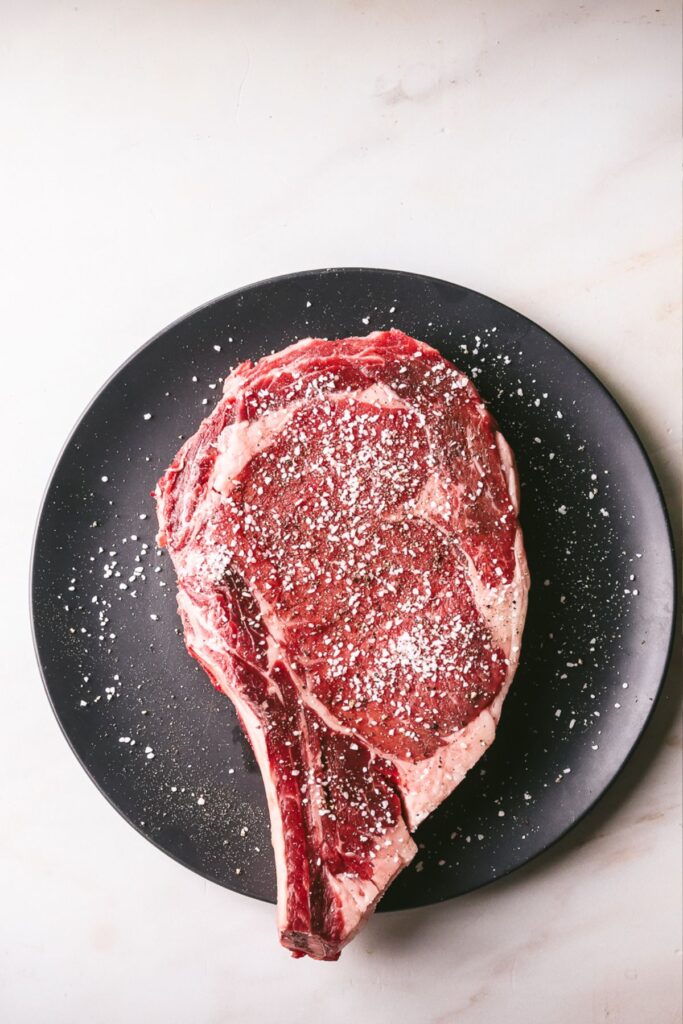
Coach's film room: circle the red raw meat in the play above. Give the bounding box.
[155,329,529,960]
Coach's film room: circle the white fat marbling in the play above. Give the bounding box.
[0,2,680,1022]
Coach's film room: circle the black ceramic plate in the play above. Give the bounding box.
[31,269,675,911]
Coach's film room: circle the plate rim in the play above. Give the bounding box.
[29,266,678,910]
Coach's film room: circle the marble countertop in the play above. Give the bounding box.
[1,3,680,1022]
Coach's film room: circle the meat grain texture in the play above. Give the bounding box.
[155,329,529,960]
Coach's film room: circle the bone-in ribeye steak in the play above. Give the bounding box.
[155,329,529,960]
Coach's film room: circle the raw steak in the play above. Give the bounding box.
[155,329,529,960]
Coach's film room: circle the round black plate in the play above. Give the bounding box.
[31,269,675,911]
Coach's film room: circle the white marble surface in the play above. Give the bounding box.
[1,2,680,1022]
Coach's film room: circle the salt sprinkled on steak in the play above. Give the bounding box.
[155,329,529,960]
